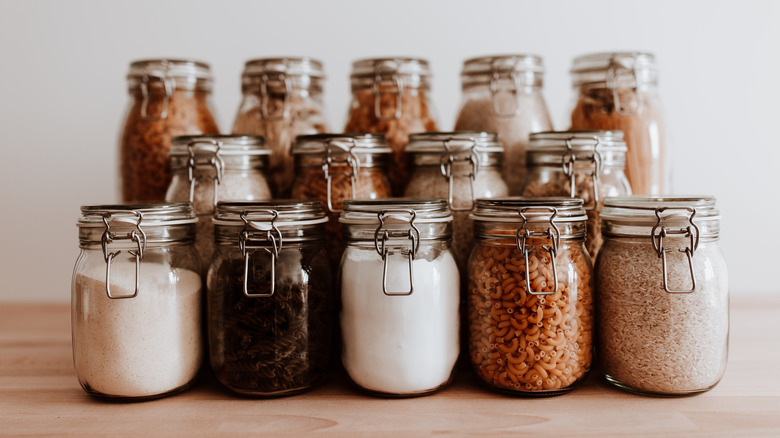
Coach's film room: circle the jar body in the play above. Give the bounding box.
[596,236,728,395]
[455,86,552,194]
[340,241,459,396]
[120,88,219,202]
[71,244,203,399]
[468,235,594,395]
[207,239,334,396]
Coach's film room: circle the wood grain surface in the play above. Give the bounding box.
[1,296,779,437]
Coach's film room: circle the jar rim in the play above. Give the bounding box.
[470,197,587,224]
[340,198,452,224]
[242,57,325,78]
[293,133,392,155]
[213,200,327,226]
[462,54,544,75]
[528,130,627,152]
[127,59,212,80]
[601,195,719,220]
[78,203,197,227]
[171,135,270,156]
[406,131,502,153]
[350,57,431,78]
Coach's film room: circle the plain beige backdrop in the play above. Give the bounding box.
[0,0,776,301]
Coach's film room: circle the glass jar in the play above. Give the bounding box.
[166,135,273,274]
[468,198,593,395]
[344,58,439,195]
[72,203,202,400]
[120,59,220,202]
[232,57,327,197]
[291,133,392,270]
[208,201,334,396]
[569,52,666,195]
[454,55,553,195]
[339,198,459,396]
[404,131,509,270]
[522,130,631,258]
[596,196,728,396]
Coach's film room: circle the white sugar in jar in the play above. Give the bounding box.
[339,198,459,396]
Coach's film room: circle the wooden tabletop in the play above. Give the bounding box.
[2,296,779,437]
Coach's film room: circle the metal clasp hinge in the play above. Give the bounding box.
[238,210,282,297]
[516,207,560,296]
[439,138,479,211]
[488,67,520,117]
[187,139,225,216]
[651,207,700,293]
[561,136,602,211]
[372,64,404,120]
[140,63,173,120]
[321,138,360,213]
[373,209,420,296]
[606,55,643,116]
[260,70,292,121]
[101,211,146,299]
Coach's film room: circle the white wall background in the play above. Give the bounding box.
[0,0,777,302]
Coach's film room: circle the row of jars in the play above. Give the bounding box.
[72,196,728,400]
[120,52,666,206]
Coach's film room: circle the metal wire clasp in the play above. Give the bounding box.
[439,138,479,211]
[140,61,173,120]
[561,136,602,211]
[373,209,420,296]
[321,138,360,213]
[516,207,559,295]
[651,207,700,293]
[488,63,521,117]
[606,55,643,115]
[238,210,282,297]
[100,211,146,299]
[187,139,225,216]
[372,60,404,120]
[260,68,292,121]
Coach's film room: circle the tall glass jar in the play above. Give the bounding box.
[596,196,728,396]
[72,203,202,400]
[166,135,273,274]
[291,133,393,269]
[344,58,439,195]
[468,198,593,395]
[404,131,509,270]
[522,130,631,258]
[120,59,220,202]
[232,57,327,197]
[454,54,553,194]
[569,52,666,195]
[339,199,459,396]
[208,201,334,397]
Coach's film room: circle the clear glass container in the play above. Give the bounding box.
[72,203,203,400]
[291,133,392,269]
[344,58,439,194]
[232,57,327,197]
[454,54,553,194]
[166,135,273,274]
[569,52,666,195]
[339,198,459,396]
[596,196,728,396]
[208,201,334,397]
[404,131,509,270]
[120,59,220,202]
[468,198,593,395]
[522,130,631,258]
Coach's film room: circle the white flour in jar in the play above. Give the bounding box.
[72,260,202,397]
[340,247,459,395]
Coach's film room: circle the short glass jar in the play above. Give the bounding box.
[291,133,393,269]
[344,58,439,194]
[232,57,328,197]
[596,196,728,396]
[454,54,553,194]
[339,198,459,396]
[404,131,509,270]
[207,201,334,397]
[120,59,220,202]
[72,203,202,400]
[468,198,594,395]
[166,135,273,273]
[522,130,631,258]
[569,52,666,195]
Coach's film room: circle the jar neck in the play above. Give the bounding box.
[295,152,389,168]
[350,75,430,92]
[461,71,544,91]
[171,154,269,172]
[215,223,326,246]
[242,74,324,95]
[79,223,196,249]
[410,151,502,168]
[473,220,586,243]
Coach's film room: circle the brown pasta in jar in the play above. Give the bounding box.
[468,197,593,395]
[290,134,392,269]
[522,131,631,258]
[120,59,220,202]
[344,58,438,195]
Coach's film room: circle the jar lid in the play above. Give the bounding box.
[350,57,431,79]
[242,57,325,78]
[405,131,503,154]
[78,203,197,228]
[601,195,719,238]
[470,197,587,224]
[462,54,544,75]
[213,200,328,227]
[292,133,392,155]
[339,198,452,224]
[527,131,627,168]
[127,59,213,81]
[570,52,657,86]
[171,135,271,157]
